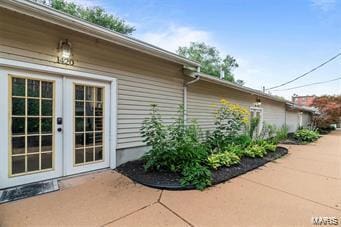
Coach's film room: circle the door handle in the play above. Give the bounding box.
[57,128,62,132]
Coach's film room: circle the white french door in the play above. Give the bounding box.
[0,69,63,188]
[0,66,114,189]
[63,78,110,176]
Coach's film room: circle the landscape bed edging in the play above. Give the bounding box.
[117,146,288,190]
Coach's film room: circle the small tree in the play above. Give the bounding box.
[312,95,341,128]
[35,0,135,35]
[177,42,242,84]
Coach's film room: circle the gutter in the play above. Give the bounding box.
[0,0,200,68]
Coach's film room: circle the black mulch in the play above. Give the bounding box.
[281,133,320,145]
[117,146,288,190]
[281,139,302,145]
[281,133,302,145]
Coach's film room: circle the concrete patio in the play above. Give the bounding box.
[0,131,340,227]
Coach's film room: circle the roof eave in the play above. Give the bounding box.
[286,103,317,113]
[184,70,288,104]
[0,0,200,67]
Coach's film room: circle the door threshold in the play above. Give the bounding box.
[0,180,59,204]
[60,167,111,181]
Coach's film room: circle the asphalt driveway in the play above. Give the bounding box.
[1,131,340,227]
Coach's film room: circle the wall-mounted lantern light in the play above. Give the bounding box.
[254,97,262,107]
[58,39,74,65]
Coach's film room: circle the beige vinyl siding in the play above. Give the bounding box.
[0,9,184,149]
[187,81,252,133]
[286,111,299,133]
[187,80,287,134]
[262,99,286,128]
[302,112,312,127]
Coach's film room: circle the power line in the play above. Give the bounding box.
[266,52,341,90]
[271,76,341,91]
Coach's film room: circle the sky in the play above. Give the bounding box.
[74,0,340,99]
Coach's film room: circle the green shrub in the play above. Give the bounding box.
[141,104,282,190]
[180,163,212,190]
[230,140,276,158]
[294,128,319,143]
[244,140,271,157]
[206,99,250,152]
[141,105,210,189]
[258,123,277,140]
[207,151,240,169]
[249,116,260,138]
[226,144,246,158]
[230,134,252,148]
[271,125,288,144]
[141,104,171,171]
[257,140,276,152]
[244,144,267,158]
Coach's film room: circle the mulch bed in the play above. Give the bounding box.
[280,133,320,145]
[117,146,288,190]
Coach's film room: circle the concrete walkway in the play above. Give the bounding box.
[1,131,340,227]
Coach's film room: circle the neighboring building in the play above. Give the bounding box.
[0,1,315,189]
[285,103,315,132]
[292,94,316,107]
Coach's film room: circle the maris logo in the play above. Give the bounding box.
[312,217,339,225]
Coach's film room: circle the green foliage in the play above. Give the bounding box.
[36,0,135,34]
[257,140,276,152]
[271,125,288,144]
[244,144,267,158]
[207,151,240,170]
[258,122,277,140]
[230,134,252,147]
[177,42,242,84]
[207,99,250,152]
[243,140,276,158]
[140,104,171,171]
[294,128,319,143]
[249,116,260,138]
[226,144,245,158]
[141,102,283,190]
[180,163,212,191]
[141,105,209,189]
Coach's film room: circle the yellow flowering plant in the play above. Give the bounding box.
[207,99,250,151]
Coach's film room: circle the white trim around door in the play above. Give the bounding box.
[0,58,117,189]
[0,69,64,188]
[250,106,264,136]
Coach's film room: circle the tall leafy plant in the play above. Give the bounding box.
[141,105,211,190]
[207,99,250,151]
[249,116,260,138]
[140,104,171,171]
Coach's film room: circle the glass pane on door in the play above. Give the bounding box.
[10,76,55,175]
[74,85,104,165]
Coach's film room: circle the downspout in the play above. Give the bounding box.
[284,104,287,127]
[183,68,201,125]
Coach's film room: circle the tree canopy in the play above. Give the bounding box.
[312,95,341,128]
[36,0,135,35]
[177,42,243,85]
